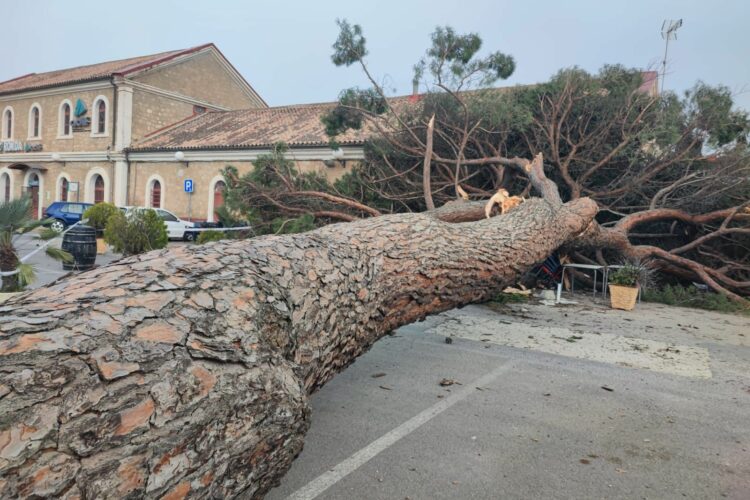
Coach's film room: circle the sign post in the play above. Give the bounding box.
[184,179,194,222]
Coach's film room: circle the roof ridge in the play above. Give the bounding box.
[232,102,338,112]
[0,72,37,86]
[115,43,215,76]
[10,49,182,80]
[0,44,213,95]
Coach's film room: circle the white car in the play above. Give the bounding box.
[122,207,196,241]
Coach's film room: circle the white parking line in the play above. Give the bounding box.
[284,361,516,500]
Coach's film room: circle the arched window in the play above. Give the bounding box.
[150,180,161,208]
[1,172,10,203]
[29,105,41,139]
[97,100,106,134]
[91,96,108,136]
[2,107,13,140]
[59,101,72,137]
[94,175,104,204]
[213,180,226,221]
[60,177,68,202]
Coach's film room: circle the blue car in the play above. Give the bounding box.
[44,201,94,232]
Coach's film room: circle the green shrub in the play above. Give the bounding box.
[643,285,748,314]
[83,202,119,231]
[196,230,227,244]
[492,292,529,304]
[104,208,167,255]
[609,260,654,288]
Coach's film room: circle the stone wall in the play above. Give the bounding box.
[0,161,114,217]
[132,50,264,110]
[128,159,352,221]
[0,87,115,153]
[130,91,197,144]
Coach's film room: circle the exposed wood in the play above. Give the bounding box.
[423,115,436,210]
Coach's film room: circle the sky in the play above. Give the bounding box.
[3,0,750,110]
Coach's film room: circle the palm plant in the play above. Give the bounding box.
[0,196,72,292]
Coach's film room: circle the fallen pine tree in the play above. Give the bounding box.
[0,155,596,498]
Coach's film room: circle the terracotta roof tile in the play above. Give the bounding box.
[129,102,374,151]
[0,44,212,95]
[128,86,531,152]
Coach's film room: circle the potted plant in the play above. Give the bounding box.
[83,202,119,254]
[1,197,72,292]
[608,261,652,311]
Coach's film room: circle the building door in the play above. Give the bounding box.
[1,172,9,203]
[60,177,68,201]
[28,173,40,219]
[213,180,225,221]
[94,175,104,204]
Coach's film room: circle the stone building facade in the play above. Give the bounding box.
[0,44,333,220]
[126,103,367,222]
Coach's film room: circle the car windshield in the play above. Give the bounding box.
[157,209,178,222]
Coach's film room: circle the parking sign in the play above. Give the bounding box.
[184,179,194,193]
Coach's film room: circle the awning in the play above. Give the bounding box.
[7,163,47,171]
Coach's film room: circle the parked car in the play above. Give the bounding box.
[121,207,196,241]
[44,201,94,232]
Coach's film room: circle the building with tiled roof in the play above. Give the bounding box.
[0,44,318,222]
[120,99,369,221]
[130,103,369,151]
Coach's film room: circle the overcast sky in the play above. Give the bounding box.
[4,0,749,110]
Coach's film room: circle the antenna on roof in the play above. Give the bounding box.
[660,19,683,94]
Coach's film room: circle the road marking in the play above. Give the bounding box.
[285,361,515,500]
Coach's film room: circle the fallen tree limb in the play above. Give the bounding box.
[0,156,597,498]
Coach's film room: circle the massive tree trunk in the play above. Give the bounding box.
[0,157,597,499]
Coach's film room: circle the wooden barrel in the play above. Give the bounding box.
[61,224,97,271]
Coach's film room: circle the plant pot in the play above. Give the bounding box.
[96,237,108,255]
[609,284,639,311]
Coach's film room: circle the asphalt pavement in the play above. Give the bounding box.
[10,231,120,289]
[266,304,750,500]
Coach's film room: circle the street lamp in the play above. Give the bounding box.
[174,151,192,220]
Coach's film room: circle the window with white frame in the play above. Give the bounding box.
[28,104,42,139]
[59,100,72,137]
[91,96,109,136]
[2,106,14,140]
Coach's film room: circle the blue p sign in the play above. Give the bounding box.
[184,179,194,193]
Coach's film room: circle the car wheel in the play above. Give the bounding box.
[50,219,66,233]
[184,231,195,242]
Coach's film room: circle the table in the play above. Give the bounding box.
[561,263,605,298]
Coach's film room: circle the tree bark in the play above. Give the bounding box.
[0,166,596,498]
